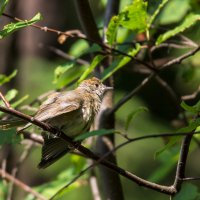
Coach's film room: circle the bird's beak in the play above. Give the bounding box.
[103,86,113,93]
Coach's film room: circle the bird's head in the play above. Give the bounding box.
[79,77,113,99]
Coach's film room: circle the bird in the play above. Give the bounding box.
[0,77,112,168]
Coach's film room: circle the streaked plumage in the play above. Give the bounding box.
[17,77,111,168]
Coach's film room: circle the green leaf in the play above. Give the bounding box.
[102,43,141,81]
[53,63,74,84]
[154,136,181,158]
[106,15,122,45]
[69,40,89,57]
[147,0,169,29]
[0,70,17,86]
[0,129,21,145]
[75,129,116,141]
[78,55,105,83]
[178,118,200,133]
[53,65,87,89]
[159,0,191,25]
[119,0,148,32]
[156,14,200,45]
[0,89,18,106]
[26,158,87,200]
[173,183,199,200]
[12,94,29,108]
[125,107,148,131]
[181,100,200,114]
[0,13,42,39]
[0,0,9,16]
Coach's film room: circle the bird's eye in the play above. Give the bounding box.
[95,83,99,88]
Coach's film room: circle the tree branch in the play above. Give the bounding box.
[0,106,177,195]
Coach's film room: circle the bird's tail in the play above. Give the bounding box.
[38,133,70,169]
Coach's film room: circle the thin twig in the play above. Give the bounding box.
[39,44,89,66]
[51,130,200,199]
[151,43,193,53]
[161,46,200,70]
[173,132,195,191]
[181,86,200,100]
[0,168,47,200]
[109,73,155,114]
[181,177,200,181]
[0,92,11,108]
[2,12,155,72]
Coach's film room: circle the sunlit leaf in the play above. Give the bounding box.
[53,63,74,84]
[0,129,21,145]
[119,0,148,32]
[106,15,122,45]
[173,183,199,200]
[69,40,89,57]
[102,43,141,81]
[4,89,18,101]
[0,70,17,86]
[0,13,42,39]
[75,129,116,141]
[78,55,105,83]
[156,14,200,45]
[125,107,148,131]
[0,0,9,16]
[53,65,87,89]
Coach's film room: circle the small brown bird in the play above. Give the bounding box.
[20,77,112,168]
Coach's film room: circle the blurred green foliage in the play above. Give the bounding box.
[1,0,200,199]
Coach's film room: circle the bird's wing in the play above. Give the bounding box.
[35,90,82,122]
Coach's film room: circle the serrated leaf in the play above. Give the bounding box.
[53,63,74,84]
[156,14,200,45]
[0,0,9,16]
[102,43,141,81]
[181,100,200,114]
[75,129,116,141]
[119,0,148,32]
[173,183,199,200]
[78,55,105,83]
[0,13,42,39]
[125,107,148,131]
[159,0,190,25]
[147,0,169,29]
[0,129,21,145]
[0,70,17,86]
